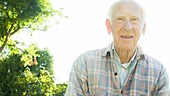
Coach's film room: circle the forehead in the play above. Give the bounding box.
[113,1,143,18]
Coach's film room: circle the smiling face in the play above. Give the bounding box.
[106,1,145,51]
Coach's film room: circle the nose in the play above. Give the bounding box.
[124,20,133,31]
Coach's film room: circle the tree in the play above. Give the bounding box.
[0,54,23,96]
[0,0,62,52]
[0,43,67,96]
[32,48,54,75]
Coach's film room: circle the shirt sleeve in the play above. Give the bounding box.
[154,65,170,96]
[64,54,90,96]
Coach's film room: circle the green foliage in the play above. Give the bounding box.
[55,83,68,96]
[0,0,62,52]
[14,68,58,96]
[0,0,67,95]
[35,48,54,74]
[20,44,39,67]
[0,54,23,96]
[0,43,67,96]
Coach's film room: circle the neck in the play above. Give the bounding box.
[115,47,136,64]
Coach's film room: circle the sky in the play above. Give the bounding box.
[15,0,170,83]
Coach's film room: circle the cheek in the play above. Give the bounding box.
[133,25,143,34]
[112,24,122,34]
[134,31,142,42]
[111,25,124,40]
[114,24,123,30]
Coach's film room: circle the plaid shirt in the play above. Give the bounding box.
[113,48,137,89]
[65,43,169,96]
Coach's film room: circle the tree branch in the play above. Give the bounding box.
[0,22,14,52]
[5,11,11,19]
[0,32,10,52]
[10,25,21,36]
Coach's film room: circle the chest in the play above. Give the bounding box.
[86,59,158,95]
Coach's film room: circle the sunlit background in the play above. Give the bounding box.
[15,0,170,83]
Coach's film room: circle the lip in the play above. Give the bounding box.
[120,35,134,39]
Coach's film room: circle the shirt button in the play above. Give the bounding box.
[114,72,117,76]
[121,90,123,94]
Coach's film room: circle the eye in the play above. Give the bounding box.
[131,17,139,24]
[132,18,137,21]
[117,17,123,21]
[131,17,139,21]
[115,17,124,24]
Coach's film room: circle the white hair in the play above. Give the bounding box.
[107,0,146,23]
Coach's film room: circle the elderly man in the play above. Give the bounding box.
[65,0,169,95]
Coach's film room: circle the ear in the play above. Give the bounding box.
[142,22,146,35]
[106,19,112,34]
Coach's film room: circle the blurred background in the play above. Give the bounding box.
[1,0,170,95]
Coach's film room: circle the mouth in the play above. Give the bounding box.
[120,35,134,39]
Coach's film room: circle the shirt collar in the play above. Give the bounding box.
[102,42,147,60]
[101,42,114,58]
[113,46,137,63]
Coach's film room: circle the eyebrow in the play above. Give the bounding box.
[114,14,141,19]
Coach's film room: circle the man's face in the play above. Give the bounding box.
[110,2,145,51]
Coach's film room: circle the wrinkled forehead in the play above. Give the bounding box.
[114,0,142,12]
[111,0,144,19]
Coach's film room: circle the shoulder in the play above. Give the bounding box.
[77,47,107,60]
[145,55,164,69]
[72,47,107,68]
[145,55,169,94]
[137,54,169,85]
[143,54,168,77]
[71,48,107,76]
